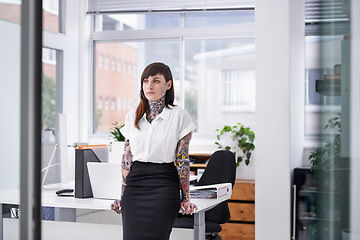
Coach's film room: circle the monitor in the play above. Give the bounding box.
[42,113,68,187]
[56,113,68,184]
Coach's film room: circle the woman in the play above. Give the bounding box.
[111,62,198,239]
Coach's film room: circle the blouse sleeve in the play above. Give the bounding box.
[120,111,133,139]
[178,108,196,141]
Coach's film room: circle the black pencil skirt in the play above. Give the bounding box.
[121,161,181,240]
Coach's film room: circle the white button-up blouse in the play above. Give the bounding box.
[120,105,196,164]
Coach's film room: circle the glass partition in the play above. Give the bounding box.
[0,2,66,237]
[41,47,64,187]
[0,1,22,239]
[297,0,355,239]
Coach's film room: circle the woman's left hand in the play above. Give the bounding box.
[111,199,122,214]
[180,200,198,215]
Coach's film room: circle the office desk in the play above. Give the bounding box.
[0,182,231,240]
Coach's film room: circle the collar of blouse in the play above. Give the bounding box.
[143,105,172,122]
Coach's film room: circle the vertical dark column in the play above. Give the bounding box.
[20,0,43,240]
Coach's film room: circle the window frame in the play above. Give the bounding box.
[89,12,255,140]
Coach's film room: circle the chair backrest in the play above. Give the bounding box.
[195,150,236,224]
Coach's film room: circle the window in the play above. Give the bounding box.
[123,61,127,74]
[105,97,109,110]
[0,0,64,33]
[221,69,255,112]
[133,64,137,75]
[111,97,116,111]
[183,38,255,132]
[42,48,56,65]
[42,47,60,130]
[98,54,103,67]
[94,42,138,132]
[94,13,181,31]
[41,47,65,186]
[91,11,255,136]
[43,0,62,33]
[111,57,116,71]
[117,98,122,111]
[98,96,103,109]
[123,99,127,111]
[105,56,109,69]
[117,59,122,72]
[185,11,254,28]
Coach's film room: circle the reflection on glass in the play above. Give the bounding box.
[299,1,352,239]
[305,36,343,136]
[94,41,179,133]
[184,38,255,135]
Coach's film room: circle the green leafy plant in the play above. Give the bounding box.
[309,114,346,171]
[215,123,255,167]
[109,121,125,142]
[109,121,125,152]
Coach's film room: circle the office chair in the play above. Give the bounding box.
[173,150,236,240]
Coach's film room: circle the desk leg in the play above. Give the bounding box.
[194,211,205,240]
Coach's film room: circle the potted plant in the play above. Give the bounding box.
[108,121,125,163]
[215,123,255,167]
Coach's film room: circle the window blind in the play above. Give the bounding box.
[305,0,349,22]
[87,0,255,14]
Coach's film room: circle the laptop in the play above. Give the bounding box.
[87,162,122,200]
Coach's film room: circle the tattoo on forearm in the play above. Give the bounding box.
[175,132,192,201]
[121,138,133,196]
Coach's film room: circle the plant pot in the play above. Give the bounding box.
[108,141,124,164]
[342,229,360,240]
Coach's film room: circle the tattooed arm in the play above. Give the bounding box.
[111,138,133,214]
[121,138,133,196]
[175,132,198,215]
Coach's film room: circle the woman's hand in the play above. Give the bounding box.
[111,199,122,214]
[180,200,198,215]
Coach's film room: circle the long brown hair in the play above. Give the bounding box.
[135,62,175,129]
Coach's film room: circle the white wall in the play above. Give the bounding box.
[43,0,85,182]
[0,20,21,190]
[255,0,304,239]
